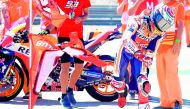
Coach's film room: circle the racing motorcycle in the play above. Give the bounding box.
[0,23,121,102]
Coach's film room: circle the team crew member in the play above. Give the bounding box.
[0,0,33,98]
[117,0,128,32]
[1,0,30,32]
[182,0,190,47]
[1,0,63,36]
[0,1,5,39]
[156,0,184,108]
[128,0,159,16]
[53,0,91,108]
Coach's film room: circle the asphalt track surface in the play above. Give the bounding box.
[0,73,190,109]
[0,25,190,109]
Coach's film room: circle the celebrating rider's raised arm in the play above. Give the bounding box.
[127,0,160,16]
[1,1,11,32]
[117,0,128,15]
[127,0,144,16]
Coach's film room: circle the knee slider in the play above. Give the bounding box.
[137,75,151,97]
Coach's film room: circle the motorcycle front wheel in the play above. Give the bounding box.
[85,55,118,102]
[0,63,24,102]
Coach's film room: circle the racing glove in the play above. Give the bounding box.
[38,29,50,35]
[134,50,153,67]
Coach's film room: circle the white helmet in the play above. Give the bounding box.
[152,4,175,32]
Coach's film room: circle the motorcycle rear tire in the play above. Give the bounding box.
[0,63,24,102]
[85,55,118,102]
[85,85,118,102]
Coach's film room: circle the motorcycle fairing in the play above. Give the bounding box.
[29,33,109,109]
[35,50,63,93]
[29,34,59,109]
[5,43,29,57]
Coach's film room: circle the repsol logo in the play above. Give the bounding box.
[36,41,53,49]
[18,46,29,55]
[137,32,152,42]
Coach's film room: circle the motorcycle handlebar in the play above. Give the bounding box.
[107,31,122,41]
[107,24,122,41]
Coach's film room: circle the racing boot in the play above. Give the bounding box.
[137,75,151,109]
[118,86,128,108]
[111,79,128,108]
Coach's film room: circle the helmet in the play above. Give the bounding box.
[152,4,175,32]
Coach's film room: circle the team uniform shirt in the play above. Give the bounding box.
[133,0,159,15]
[33,0,52,30]
[117,0,128,25]
[183,0,190,16]
[0,1,6,38]
[181,0,190,9]
[2,0,45,31]
[1,0,61,35]
[2,0,29,31]
[54,0,91,39]
[157,1,184,53]
[117,0,128,11]
[7,0,29,23]
[34,0,65,31]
